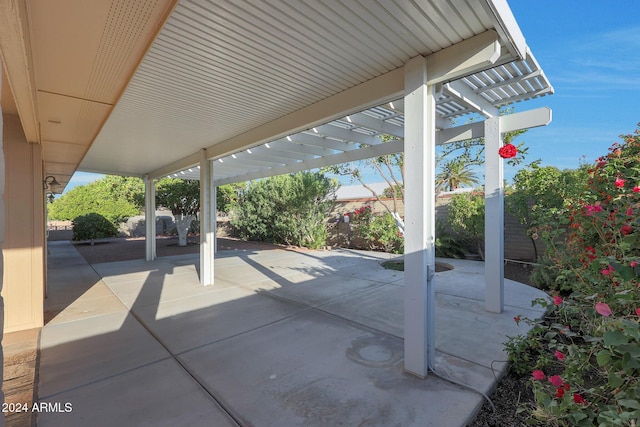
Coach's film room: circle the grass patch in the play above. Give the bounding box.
[381,260,405,271]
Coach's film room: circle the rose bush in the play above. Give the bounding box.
[349,206,404,253]
[506,125,640,426]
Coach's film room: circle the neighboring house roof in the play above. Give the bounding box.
[335,183,390,200]
[335,184,475,201]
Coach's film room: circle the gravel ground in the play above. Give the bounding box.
[469,373,540,427]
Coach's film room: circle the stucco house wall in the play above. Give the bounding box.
[2,114,45,332]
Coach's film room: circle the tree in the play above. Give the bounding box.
[217,182,245,214]
[231,172,337,249]
[435,159,480,192]
[93,175,145,209]
[328,113,529,237]
[155,178,200,246]
[327,136,406,233]
[48,175,144,225]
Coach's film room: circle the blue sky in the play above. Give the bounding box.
[64,2,640,192]
[503,1,640,177]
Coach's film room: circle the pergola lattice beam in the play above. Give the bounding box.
[213,139,404,186]
[442,80,500,118]
[248,146,317,161]
[290,133,359,152]
[311,124,383,146]
[345,112,405,139]
[155,107,551,184]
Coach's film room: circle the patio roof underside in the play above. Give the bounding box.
[1,0,553,189]
[159,51,551,185]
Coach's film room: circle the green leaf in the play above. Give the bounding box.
[622,352,640,371]
[604,330,629,346]
[569,412,588,423]
[622,324,640,340]
[596,350,612,366]
[613,264,636,281]
[619,411,637,420]
[616,344,640,357]
[598,410,624,426]
[618,399,640,409]
[608,372,624,388]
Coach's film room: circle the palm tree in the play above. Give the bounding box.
[435,159,480,192]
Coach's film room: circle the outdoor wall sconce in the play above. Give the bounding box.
[43,175,61,192]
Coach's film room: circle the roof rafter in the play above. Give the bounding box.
[289,134,358,152]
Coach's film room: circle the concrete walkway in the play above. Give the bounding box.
[38,241,547,426]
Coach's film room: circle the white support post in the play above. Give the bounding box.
[403,55,437,378]
[144,175,156,261]
[199,149,215,286]
[212,185,217,254]
[484,117,504,313]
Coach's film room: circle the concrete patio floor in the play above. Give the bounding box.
[37,241,547,426]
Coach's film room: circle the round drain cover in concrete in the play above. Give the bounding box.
[359,344,393,362]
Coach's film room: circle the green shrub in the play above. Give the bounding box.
[231,172,337,249]
[507,164,591,290]
[360,211,404,254]
[72,213,118,241]
[49,175,143,224]
[348,206,404,253]
[216,183,245,214]
[434,219,465,258]
[506,125,640,426]
[447,192,485,258]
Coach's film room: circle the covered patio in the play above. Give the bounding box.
[38,240,546,426]
[2,0,555,422]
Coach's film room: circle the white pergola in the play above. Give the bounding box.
[140,52,552,378]
[1,0,553,378]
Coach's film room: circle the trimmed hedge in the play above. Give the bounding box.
[72,213,118,241]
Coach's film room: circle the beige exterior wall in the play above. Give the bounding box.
[2,113,45,332]
[1,74,5,382]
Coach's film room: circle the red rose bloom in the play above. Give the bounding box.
[549,375,563,388]
[498,143,518,159]
[573,393,587,405]
[531,370,546,380]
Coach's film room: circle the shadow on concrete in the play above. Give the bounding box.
[37,241,547,426]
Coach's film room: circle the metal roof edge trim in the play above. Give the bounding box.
[480,0,527,60]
